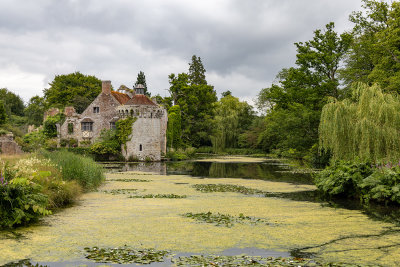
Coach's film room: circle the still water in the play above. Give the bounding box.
[109,159,400,227]
[2,157,400,266]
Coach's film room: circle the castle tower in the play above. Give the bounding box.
[117,84,167,161]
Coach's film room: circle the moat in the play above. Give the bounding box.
[1,157,400,266]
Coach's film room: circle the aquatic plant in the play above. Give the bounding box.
[102,188,138,195]
[192,183,265,195]
[182,212,270,227]
[129,194,187,199]
[108,178,151,182]
[2,259,48,267]
[84,246,169,264]
[172,254,316,266]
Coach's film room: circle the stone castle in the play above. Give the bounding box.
[59,81,167,161]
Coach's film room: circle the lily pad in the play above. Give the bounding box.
[193,184,266,195]
[84,246,169,264]
[172,254,317,266]
[102,189,138,195]
[182,212,270,227]
[108,178,151,182]
[129,194,187,199]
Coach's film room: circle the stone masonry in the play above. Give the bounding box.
[59,81,167,161]
[0,133,22,155]
[59,81,130,145]
[117,85,167,161]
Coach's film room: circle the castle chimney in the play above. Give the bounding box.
[102,80,111,95]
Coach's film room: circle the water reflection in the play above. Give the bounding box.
[104,160,313,185]
[101,160,400,227]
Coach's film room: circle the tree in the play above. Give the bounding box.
[167,105,183,149]
[25,96,46,126]
[319,83,400,163]
[135,71,150,96]
[257,23,351,155]
[0,88,25,116]
[43,72,101,112]
[168,74,217,147]
[188,55,207,85]
[342,0,400,92]
[221,90,232,98]
[0,100,7,125]
[211,94,254,152]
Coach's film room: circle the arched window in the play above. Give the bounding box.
[139,144,142,151]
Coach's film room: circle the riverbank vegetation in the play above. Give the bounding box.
[0,151,103,228]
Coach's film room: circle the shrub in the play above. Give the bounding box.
[43,114,62,138]
[90,129,121,157]
[32,171,82,209]
[67,146,92,156]
[196,146,214,154]
[166,147,197,161]
[60,138,78,148]
[0,176,51,228]
[314,160,400,204]
[41,150,104,191]
[10,156,83,209]
[127,155,140,162]
[360,167,400,204]
[314,160,373,198]
[22,130,46,152]
[45,138,58,150]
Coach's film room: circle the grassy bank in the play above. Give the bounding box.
[0,151,104,229]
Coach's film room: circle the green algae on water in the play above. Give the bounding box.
[1,166,400,266]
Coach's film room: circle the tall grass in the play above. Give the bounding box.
[41,150,104,191]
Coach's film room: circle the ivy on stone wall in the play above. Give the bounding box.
[116,116,137,151]
[43,114,63,138]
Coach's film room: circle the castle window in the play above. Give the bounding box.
[110,122,116,129]
[68,123,74,134]
[93,107,100,113]
[81,122,93,132]
[139,144,142,151]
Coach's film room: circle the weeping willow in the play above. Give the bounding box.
[319,83,400,162]
[211,96,244,152]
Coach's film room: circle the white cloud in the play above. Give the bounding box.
[0,64,46,102]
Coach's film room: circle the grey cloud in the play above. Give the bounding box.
[0,0,365,103]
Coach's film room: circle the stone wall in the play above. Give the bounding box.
[60,92,120,144]
[123,117,162,161]
[0,133,22,155]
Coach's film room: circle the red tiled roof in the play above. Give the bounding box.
[125,94,157,106]
[111,91,131,104]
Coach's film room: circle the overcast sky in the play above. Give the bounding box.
[0,0,366,105]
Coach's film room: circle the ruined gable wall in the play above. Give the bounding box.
[60,93,120,143]
[0,134,22,155]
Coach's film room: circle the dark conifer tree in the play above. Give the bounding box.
[135,71,150,96]
[188,55,207,85]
